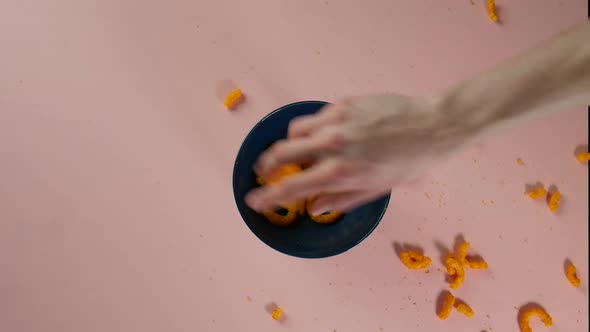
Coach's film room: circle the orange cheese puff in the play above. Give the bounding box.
[261,164,302,185]
[519,307,552,332]
[456,241,470,266]
[399,251,432,270]
[548,190,560,212]
[262,206,298,226]
[486,0,498,22]
[576,152,590,163]
[565,263,581,288]
[437,292,455,320]
[257,164,305,224]
[450,273,465,289]
[223,89,244,110]
[526,187,547,199]
[306,197,343,224]
[466,257,489,270]
[445,255,465,289]
[456,302,475,317]
[271,307,283,320]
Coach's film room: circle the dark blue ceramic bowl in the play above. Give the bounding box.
[232,101,391,258]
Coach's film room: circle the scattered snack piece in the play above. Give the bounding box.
[576,152,590,163]
[445,255,465,289]
[565,262,581,288]
[547,190,561,212]
[437,292,456,320]
[526,187,547,199]
[271,307,283,320]
[456,241,470,266]
[223,89,244,110]
[519,306,552,332]
[306,197,343,224]
[399,250,432,270]
[486,0,498,22]
[466,257,489,270]
[517,158,525,165]
[456,302,475,317]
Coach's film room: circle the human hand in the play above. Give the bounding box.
[245,94,477,214]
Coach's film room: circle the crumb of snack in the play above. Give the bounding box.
[565,262,581,288]
[519,306,552,332]
[223,89,244,110]
[271,307,283,320]
[486,0,498,22]
[547,190,561,212]
[526,187,547,199]
[456,241,470,266]
[399,250,432,270]
[437,292,455,320]
[306,197,343,224]
[456,302,475,317]
[576,152,590,163]
[517,158,525,165]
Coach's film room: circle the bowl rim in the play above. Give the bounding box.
[232,100,391,259]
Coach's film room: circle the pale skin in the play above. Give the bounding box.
[246,21,590,214]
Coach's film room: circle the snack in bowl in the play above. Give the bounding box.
[256,164,343,225]
[306,196,343,224]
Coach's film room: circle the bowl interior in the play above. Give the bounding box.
[233,101,390,258]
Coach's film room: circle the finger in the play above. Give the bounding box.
[254,132,345,177]
[287,102,346,138]
[311,189,390,214]
[246,160,352,212]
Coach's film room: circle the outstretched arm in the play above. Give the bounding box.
[246,21,590,214]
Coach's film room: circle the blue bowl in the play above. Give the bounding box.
[232,101,391,258]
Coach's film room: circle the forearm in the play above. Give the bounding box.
[437,21,590,138]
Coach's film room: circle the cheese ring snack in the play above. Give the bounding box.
[576,151,590,163]
[437,291,455,320]
[399,250,432,270]
[306,197,343,224]
[257,164,306,225]
[565,262,581,288]
[526,187,547,199]
[519,306,552,332]
[224,89,244,110]
[547,190,561,212]
[455,302,474,317]
[486,0,498,22]
[445,255,465,289]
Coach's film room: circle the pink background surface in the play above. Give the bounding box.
[1,1,588,331]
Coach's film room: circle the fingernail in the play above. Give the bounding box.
[245,192,262,211]
[312,204,330,215]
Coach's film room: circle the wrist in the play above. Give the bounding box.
[428,89,491,145]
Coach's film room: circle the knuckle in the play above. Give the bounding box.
[323,129,347,149]
[288,118,306,134]
[269,141,288,157]
[274,183,293,198]
[327,160,352,178]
